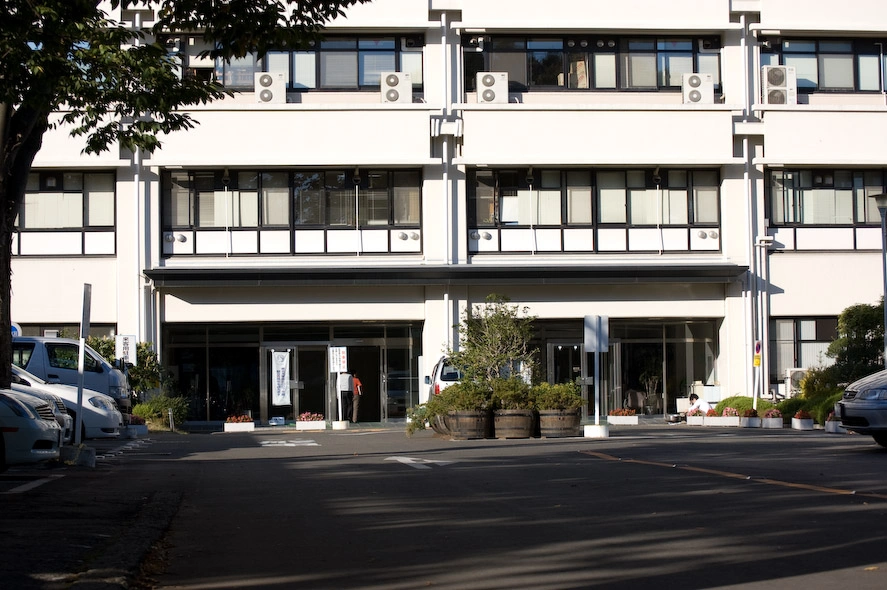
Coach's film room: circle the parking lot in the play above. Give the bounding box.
[2,424,887,589]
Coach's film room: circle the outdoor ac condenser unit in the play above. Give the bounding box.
[785,368,807,398]
[476,72,508,104]
[254,72,286,104]
[681,72,714,104]
[762,66,797,105]
[380,72,412,103]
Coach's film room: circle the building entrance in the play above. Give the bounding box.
[260,346,328,422]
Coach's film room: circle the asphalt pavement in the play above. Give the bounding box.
[2,422,887,589]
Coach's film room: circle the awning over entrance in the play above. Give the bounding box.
[144,263,747,288]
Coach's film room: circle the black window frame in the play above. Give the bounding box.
[760,37,884,93]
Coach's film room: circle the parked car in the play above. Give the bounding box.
[425,357,463,397]
[12,365,122,440]
[0,389,62,472]
[10,372,73,445]
[12,336,131,416]
[838,369,887,447]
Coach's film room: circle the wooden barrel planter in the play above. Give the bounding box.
[446,410,492,440]
[538,409,581,438]
[429,414,451,437]
[493,409,536,439]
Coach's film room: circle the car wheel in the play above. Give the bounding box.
[872,433,887,448]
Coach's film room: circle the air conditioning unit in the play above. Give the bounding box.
[762,65,797,105]
[380,72,412,103]
[785,368,807,398]
[476,72,508,104]
[254,72,286,104]
[681,72,714,104]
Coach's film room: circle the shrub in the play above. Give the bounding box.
[777,397,808,421]
[491,377,532,410]
[132,394,189,429]
[531,381,584,410]
[715,395,774,416]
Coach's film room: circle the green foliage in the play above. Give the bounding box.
[448,294,537,382]
[530,381,585,411]
[811,392,844,425]
[714,395,774,416]
[491,377,533,410]
[776,397,808,422]
[826,299,885,383]
[85,336,164,397]
[132,394,189,429]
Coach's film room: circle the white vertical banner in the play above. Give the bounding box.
[271,350,291,406]
[115,335,138,366]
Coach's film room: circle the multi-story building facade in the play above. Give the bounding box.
[12,0,887,424]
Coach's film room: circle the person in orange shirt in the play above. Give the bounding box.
[351,371,363,423]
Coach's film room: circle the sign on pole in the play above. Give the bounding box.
[271,350,292,406]
[115,335,137,366]
[329,347,348,373]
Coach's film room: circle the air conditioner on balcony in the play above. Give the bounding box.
[785,368,807,398]
[762,65,797,105]
[476,72,508,104]
[254,72,286,104]
[380,72,412,103]
[681,73,714,104]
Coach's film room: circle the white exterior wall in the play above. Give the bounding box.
[12,0,887,409]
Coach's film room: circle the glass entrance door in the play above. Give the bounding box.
[261,346,328,423]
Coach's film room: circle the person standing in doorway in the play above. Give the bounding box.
[337,371,353,422]
[351,371,363,423]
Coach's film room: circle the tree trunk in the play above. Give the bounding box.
[0,103,48,388]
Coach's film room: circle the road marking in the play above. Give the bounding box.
[385,456,455,469]
[1,474,65,494]
[580,450,887,501]
[259,439,319,447]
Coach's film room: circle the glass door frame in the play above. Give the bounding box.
[259,344,330,424]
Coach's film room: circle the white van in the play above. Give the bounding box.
[12,337,131,416]
[425,357,463,397]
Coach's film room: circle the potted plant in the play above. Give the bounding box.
[686,408,705,426]
[825,411,847,434]
[428,380,494,440]
[296,411,326,431]
[706,406,740,427]
[607,407,639,426]
[224,414,255,432]
[491,377,535,439]
[761,408,783,429]
[792,409,815,431]
[739,408,761,428]
[531,381,584,437]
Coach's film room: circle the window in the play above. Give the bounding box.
[768,169,884,225]
[162,168,422,232]
[761,38,883,92]
[18,171,116,230]
[468,168,719,229]
[770,318,838,383]
[464,35,720,92]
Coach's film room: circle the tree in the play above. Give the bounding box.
[448,294,538,382]
[826,298,885,383]
[0,0,368,388]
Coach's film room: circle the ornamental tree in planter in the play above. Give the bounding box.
[491,377,535,439]
[423,380,493,440]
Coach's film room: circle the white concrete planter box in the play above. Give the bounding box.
[224,422,255,432]
[761,418,784,429]
[687,415,705,426]
[296,421,326,431]
[607,415,639,425]
[791,418,815,431]
[739,417,762,428]
[705,416,740,427]
[825,421,848,434]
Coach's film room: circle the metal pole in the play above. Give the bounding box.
[881,207,887,369]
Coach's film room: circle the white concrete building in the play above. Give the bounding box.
[11,0,887,423]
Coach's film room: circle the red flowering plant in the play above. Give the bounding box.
[742,408,758,418]
[793,409,812,420]
[706,408,719,417]
[721,407,739,417]
[687,408,705,417]
[226,414,253,423]
[763,408,782,419]
[608,408,637,416]
[129,414,146,426]
[298,412,324,422]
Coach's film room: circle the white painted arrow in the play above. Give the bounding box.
[385,456,455,469]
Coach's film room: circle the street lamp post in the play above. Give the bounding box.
[871,194,887,370]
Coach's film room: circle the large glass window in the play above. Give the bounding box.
[770,318,838,384]
[18,171,115,230]
[762,38,883,92]
[468,168,719,230]
[464,35,721,92]
[768,168,884,225]
[162,168,422,232]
